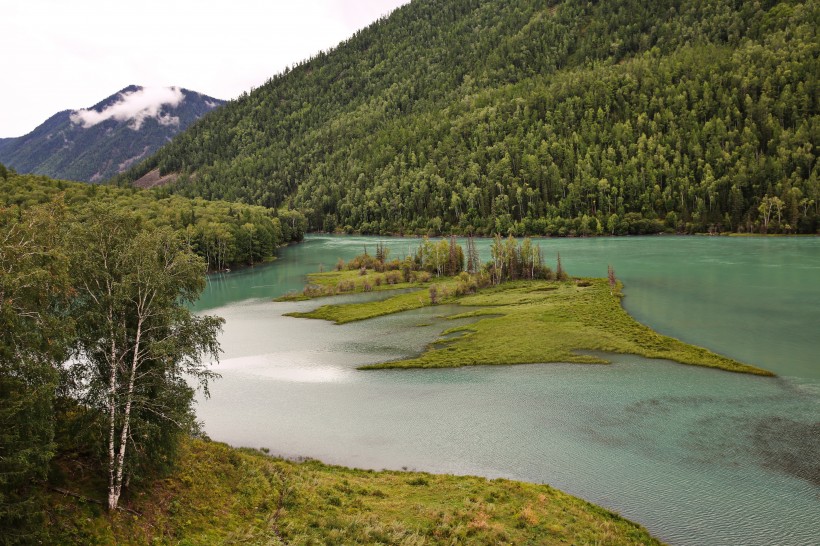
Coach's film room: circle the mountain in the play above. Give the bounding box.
[0,86,224,183]
[121,0,819,235]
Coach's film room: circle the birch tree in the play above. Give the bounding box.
[69,210,222,511]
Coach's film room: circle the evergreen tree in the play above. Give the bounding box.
[0,202,71,543]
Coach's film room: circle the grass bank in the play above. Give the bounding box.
[286,271,772,376]
[47,438,662,545]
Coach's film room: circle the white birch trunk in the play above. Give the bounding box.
[108,316,142,511]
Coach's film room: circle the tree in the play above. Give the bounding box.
[0,202,71,542]
[490,234,504,285]
[608,264,617,295]
[758,195,784,233]
[68,209,223,511]
[465,236,479,274]
[556,252,567,281]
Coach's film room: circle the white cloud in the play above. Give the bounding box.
[70,86,185,130]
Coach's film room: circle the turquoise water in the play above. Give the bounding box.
[194,235,820,545]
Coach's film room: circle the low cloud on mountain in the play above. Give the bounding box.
[70,86,185,130]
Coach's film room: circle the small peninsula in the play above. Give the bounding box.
[282,238,773,376]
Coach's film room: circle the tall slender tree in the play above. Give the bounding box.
[68,209,222,511]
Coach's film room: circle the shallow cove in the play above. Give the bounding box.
[193,235,820,546]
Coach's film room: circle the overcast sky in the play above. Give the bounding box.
[0,0,411,137]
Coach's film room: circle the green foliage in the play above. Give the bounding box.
[0,203,72,543]
[120,0,818,235]
[66,208,223,509]
[0,170,306,270]
[0,201,224,532]
[488,234,551,283]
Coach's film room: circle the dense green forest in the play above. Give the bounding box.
[0,165,306,270]
[120,0,818,236]
[0,200,224,541]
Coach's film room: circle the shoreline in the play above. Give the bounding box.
[284,269,774,376]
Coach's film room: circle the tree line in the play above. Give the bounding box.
[321,235,567,300]
[0,200,223,542]
[118,0,818,236]
[0,167,307,270]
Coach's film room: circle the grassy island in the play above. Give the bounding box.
[281,238,772,376]
[48,438,662,545]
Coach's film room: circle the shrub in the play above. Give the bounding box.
[385,271,402,285]
[336,280,355,292]
[474,271,491,288]
[303,284,326,297]
[429,285,439,304]
[401,262,412,282]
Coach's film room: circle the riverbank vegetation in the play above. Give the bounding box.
[46,438,662,545]
[1,190,662,545]
[287,240,772,376]
[0,166,307,270]
[0,201,223,540]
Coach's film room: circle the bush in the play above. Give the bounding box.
[303,284,330,297]
[336,280,355,292]
[429,285,438,304]
[474,271,492,288]
[385,271,402,285]
[401,263,412,282]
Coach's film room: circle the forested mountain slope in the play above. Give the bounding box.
[121,0,818,236]
[0,86,224,183]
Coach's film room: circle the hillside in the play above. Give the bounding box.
[0,166,306,270]
[120,0,818,236]
[0,86,224,183]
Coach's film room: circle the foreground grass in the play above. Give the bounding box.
[289,272,772,376]
[47,438,662,545]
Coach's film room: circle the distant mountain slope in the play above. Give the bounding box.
[0,86,224,182]
[121,0,818,235]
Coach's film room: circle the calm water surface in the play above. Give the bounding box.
[194,235,819,545]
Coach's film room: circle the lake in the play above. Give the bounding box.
[193,235,819,545]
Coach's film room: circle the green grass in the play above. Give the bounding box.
[289,272,773,376]
[276,268,424,302]
[46,438,663,545]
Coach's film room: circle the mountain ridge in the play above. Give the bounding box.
[0,86,225,183]
[119,0,818,235]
